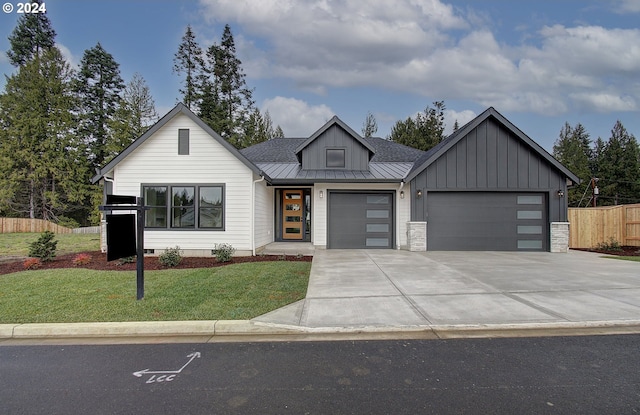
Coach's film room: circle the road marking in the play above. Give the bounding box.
[133,352,201,383]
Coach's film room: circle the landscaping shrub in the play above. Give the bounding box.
[23,258,42,270]
[28,231,58,262]
[595,238,623,252]
[159,246,183,267]
[212,243,235,262]
[72,253,92,266]
[118,256,136,265]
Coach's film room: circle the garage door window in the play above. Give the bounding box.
[367,224,389,232]
[366,238,389,247]
[517,210,542,219]
[517,225,542,234]
[366,210,389,218]
[517,195,543,205]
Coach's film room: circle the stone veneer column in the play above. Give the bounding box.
[407,222,427,252]
[550,222,570,253]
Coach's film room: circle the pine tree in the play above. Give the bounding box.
[75,43,125,172]
[597,121,640,205]
[201,24,255,148]
[274,125,285,138]
[173,25,204,110]
[362,112,378,137]
[108,73,158,161]
[6,6,56,67]
[388,101,446,151]
[0,48,85,220]
[552,122,592,206]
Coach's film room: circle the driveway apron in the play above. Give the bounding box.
[253,249,640,329]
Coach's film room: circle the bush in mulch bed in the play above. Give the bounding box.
[573,246,640,256]
[0,251,313,276]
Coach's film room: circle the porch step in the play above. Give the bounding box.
[259,242,315,257]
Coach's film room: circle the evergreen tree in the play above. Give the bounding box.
[362,111,378,137]
[201,24,255,148]
[173,25,204,110]
[552,122,592,207]
[75,43,125,172]
[274,125,285,138]
[597,121,640,205]
[388,101,446,151]
[6,6,56,67]
[108,73,158,160]
[0,48,85,220]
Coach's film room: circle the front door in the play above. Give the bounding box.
[282,190,304,240]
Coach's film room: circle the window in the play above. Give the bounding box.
[326,148,345,168]
[142,184,224,230]
[143,186,167,228]
[178,129,189,155]
[172,186,195,228]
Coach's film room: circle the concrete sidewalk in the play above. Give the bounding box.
[2,249,640,343]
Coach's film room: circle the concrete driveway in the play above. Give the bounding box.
[254,249,640,331]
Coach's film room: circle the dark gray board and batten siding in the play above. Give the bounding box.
[300,125,372,171]
[410,116,570,251]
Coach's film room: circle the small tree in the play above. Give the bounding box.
[28,231,58,262]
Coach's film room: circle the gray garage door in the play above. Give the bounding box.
[426,192,547,251]
[328,192,394,249]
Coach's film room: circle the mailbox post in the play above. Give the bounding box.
[99,195,148,300]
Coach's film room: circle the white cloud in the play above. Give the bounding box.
[199,0,640,116]
[261,96,335,136]
[444,109,476,134]
[56,42,80,68]
[613,0,640,13]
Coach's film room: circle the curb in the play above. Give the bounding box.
[3,320,640,341]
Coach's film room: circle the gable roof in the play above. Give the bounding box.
[405,107,580,184]
[91,103,266,183]
[294,115,376,162]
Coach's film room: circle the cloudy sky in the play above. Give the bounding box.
[1,0,639,151]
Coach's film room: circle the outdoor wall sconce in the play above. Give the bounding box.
[416,189,423,198]
[557,189,565,198]
[319,190,324,198]
[400,190,405,199]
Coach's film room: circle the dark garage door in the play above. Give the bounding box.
[328,192,394,249]
[426,192,547,251]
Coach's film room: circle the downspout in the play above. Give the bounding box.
[251,175,266,256]
[397,181,405,250]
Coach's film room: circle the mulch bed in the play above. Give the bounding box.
[572,246,640,256]
[0,251,313,276]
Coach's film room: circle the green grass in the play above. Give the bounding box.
[602,256,640,262]
[0,261,311,323]
[0,233,100,256]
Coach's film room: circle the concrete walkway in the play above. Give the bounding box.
[254,249,640,334]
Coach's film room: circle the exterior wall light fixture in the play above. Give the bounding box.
[416,189,423,198]
[319,190,324,198]
[400,190,405,199]
[557,189,565,198]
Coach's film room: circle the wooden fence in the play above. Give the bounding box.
[569,204,640,248]
[0,218,72,234]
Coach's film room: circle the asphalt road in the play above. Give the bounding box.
[1,335,639,414]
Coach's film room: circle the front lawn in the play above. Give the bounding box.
[0,261,310,323]
[602,256,640,262]
[0,233,100,256]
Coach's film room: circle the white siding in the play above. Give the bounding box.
[111,113,255,253]
[312,183,408,249]
[254,179,274,249]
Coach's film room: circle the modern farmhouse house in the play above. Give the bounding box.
[92,103,579,255]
